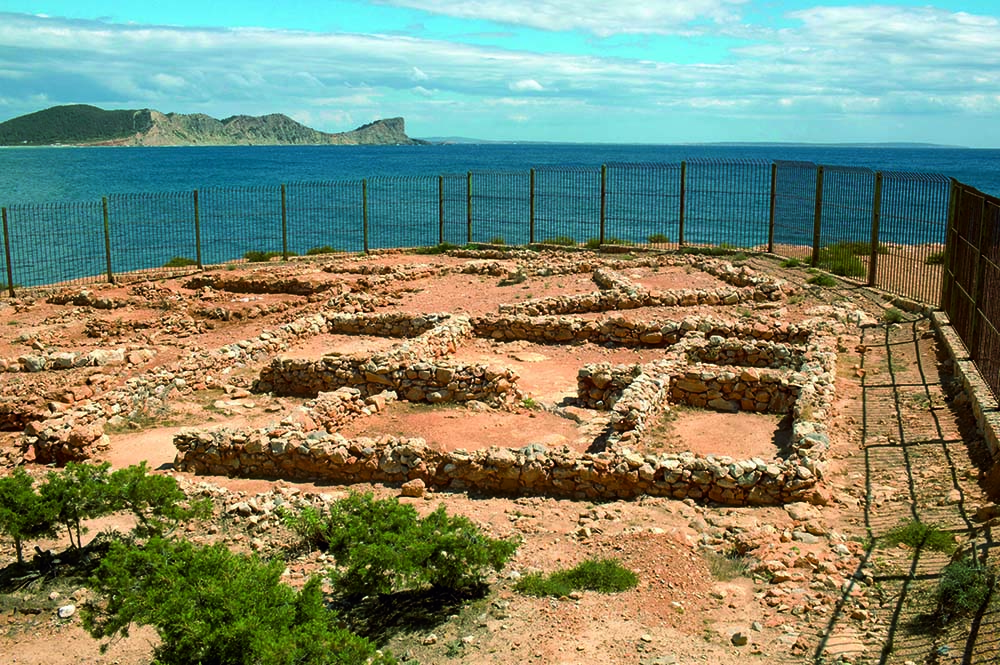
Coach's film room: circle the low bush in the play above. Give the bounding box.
[162,256,198,268]
[539,236,576,246]
[678,245,738,257]
[514,557,638,597]
[647,233,671,244]
[883,307,905,324]
[781,257,803,268]
[806,273,838,287]
[882,521,956,554]
[925,250,946,265]
[283,492,518,597]
[489,236,506,245]
[413,242,460,255]
[817,243,867,278]
[0,468,58,563]
[305,246,339,255]
[243,250,288,262]
[936,555,995,623]
[83,538,395,665]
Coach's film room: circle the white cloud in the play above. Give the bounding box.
[411,66,428,81]
[376,0,747,36]
[509,79,543,92]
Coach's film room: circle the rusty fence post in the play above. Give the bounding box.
[811,166,825,267]
[1,208,14,297]
[362,179,369,254]
[280,184,289,260]
[679,161,687,247]
[193,190,203,269]
[868,172,883,287]
[767,163,777,253]
[102,197,114,284]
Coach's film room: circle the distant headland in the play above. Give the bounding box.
[0,104,426,147]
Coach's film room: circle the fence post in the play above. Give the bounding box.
[466,171,472,244]
[940,179,960,309]
[362,179,369,254]
[102,197,114,284]
[678,161,687,247]
[1,208,14,298]
[193,190,203,269]
[868,172,883,286]
[767,163,777,253]
[280,184,288,260]
[529,168,535,244]
[599,164,607,245]
[811,166,824,267]
[438,175,444,245]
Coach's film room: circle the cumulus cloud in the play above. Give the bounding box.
[509,79,543,92]
[376,0,746,36]
[0,6,999,142]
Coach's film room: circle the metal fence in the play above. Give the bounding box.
[942,182,1000,399]
[0,159,960,304]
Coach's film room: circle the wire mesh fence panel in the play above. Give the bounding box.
[945,185,986,344]
[441,174,468,246]
[772,161,818,259]
[367,175,439,249]
[684,159,771,249]
[815,166,876,284]
[198,185,283,265]
[469,171,530,246]
[3,201,106,289]
[107,192,198,277]
[605,162,682,248]
[973,197,1000,398]
[875,172,951,303]
[286,180,365,255]
[533,166,601,246]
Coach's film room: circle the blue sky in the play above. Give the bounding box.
[1,1,999,145]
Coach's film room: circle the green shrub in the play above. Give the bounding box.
[489,236,506,245]
[883,307,905,324]
[925,250,946,265]
[514,557,638,597]
[806,273,837,287]
[162,256,198,268]
[647,233,671,244]
[584,238,602,250]
[0,468,58,563]
[305,246,339,256]
[678,246,737,257]
[539,236,576,246]
[413,242,460,255]
[781,257,803,268]
[882,521,956,554]
[285,493,518,597]
[83,538,395,665]
[817,243,867,278]
[243,250,287,262]
[936,555,995,623]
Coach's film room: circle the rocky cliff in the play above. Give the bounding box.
[0,105,424,146]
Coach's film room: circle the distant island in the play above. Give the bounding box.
[0,104,426,147]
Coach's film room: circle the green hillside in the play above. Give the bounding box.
[0,105,150,145]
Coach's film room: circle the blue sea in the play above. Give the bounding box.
[0,143,997,289]
[2,143,999,204]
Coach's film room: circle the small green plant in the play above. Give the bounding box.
[305,246,339,256]
[539,236,576,246]
[243,250,286,262]
[521,397,540,410]
[678,245,737,257]
[882,521,956,554]
[817,242,869,278]
[162,256,198,268]
[648,233,671,244]
[413,242,461,255]
[83,538,394,664]
[445,639,465,658]
[781,257,804,268]
[584,237,602,249]
[925,250,946,265]
[883,307,905,324]
[489,236,506,245]
[704,550,748,581]
[514,557,638,597]
[807,273,838,287]
[935,555,995,623]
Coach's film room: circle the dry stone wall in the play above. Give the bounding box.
[173,428,820,505]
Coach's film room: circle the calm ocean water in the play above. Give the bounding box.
[1,143,999,205]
